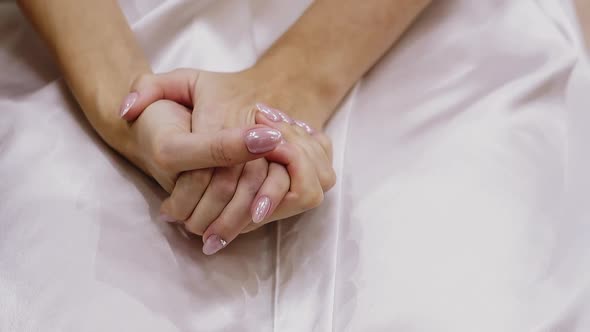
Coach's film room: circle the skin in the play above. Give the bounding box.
[17,0,431,254]
[122,69,335,255]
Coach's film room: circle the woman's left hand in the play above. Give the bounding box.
[122,68,335,254]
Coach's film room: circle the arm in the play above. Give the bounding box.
[113,1,431,249]
[255,0,431,128]
[17,0,150,164]
[17,0,282,194]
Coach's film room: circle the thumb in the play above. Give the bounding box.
[119,68,199,121]
[161,125,283,171]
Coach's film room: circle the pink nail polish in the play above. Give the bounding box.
[244,128,282,154]
[276,110,294,124]
[256,103,293,124]
[202,234,227,255]
[252,196,271,223]
[294,120,314,134]
[120,92,138,117]
[256,103,281,122]
[159,213,176,223]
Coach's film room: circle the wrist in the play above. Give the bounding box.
[73,64,152,164]
[250,48,347,129]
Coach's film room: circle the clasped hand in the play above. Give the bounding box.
[120,69,335,255]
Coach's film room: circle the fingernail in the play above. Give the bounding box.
[245,127,282,154]
[252,196,271,223]
[294,119,314,134]
[256,103,293,124]
[120,92,138,117]
[256,103,281,122]
[202,234,227,255]
[276,110,294,124]
[159,213,176,223]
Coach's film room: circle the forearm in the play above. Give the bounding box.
[256,0,431,127]
[17,0,151,158]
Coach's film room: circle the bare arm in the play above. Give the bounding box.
[256,0,432,127]
[17,0,430,152]
[17,0,151,161]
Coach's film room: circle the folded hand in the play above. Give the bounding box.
[122,69,335,255]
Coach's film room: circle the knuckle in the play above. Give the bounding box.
[132,73,153,90]
[184,222,205,236]
[301,188,324,210]
[165,170,212,220]
[204,217,235,240]
[266,163,290,192]
[245,176,265,195]
[253,170,268,186]
[167,196,192,221]
[315,134,333,154]
[190,171,212,189]
[278,171,291,190]
[321,169,337,191]
[152,139,174,170]
[274,122,297,140]
[234,161,268,195]
[213,180,237,202]
[245,166,268,193]
[288,143,306,157]
[209,136,232,166]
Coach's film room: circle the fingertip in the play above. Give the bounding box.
[159,199,174,221]
[202,234,227,255]
[243,126,283,155]
[254,110,290,130]
[201,221,230,253]
[294,119,314,134]
[120,91,158,122]
[119,92,139,120]
[251,195,271,223]
[121,69,197,122]
[254,109,275,127]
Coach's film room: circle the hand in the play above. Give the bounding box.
[236,103,336,233]
[121,98,283,194]
[122,69,335,255]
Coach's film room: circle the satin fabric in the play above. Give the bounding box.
[1,0,589,331]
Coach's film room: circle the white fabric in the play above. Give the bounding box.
[1,0,589,331]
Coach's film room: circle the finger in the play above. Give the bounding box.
[238,150,320,234]
[228,163,291,234]
[201,159,271,255]
[158,168,213,222]
[312,132,334,163]
[291,118,334,164]
[255,103,294,125]
[120,69,198,121]
[293,119,315,135]
[183,165,243,236]
[264,143,324,220]
[256,111,335,191]
[250,162,290,224]
[300,134,336,191]
[255,106,298,141]
[156,125,282,171]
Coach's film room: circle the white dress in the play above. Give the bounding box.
[1,0,589,331]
